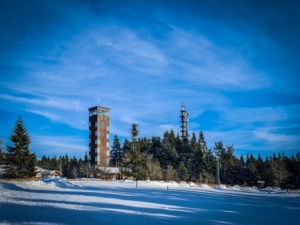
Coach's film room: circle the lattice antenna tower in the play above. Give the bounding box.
[180,102,189,139]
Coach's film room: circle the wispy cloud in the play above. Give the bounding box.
[31,135,88,158]
[224,106,289,123]
[0,93,81,111]
[0,1,299,158]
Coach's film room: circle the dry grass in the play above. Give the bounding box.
[0,177,42,182]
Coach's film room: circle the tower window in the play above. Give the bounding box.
[95,139,100,144]
[97,110,109,116]
[95,122,100,127]
[95,131,100,136]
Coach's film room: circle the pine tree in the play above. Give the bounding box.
[223,144,236,184]
[139,137,151,154]
[38,156,50,169]
[178,162,188,181]
[110,135,122,166]
[150,136,163,161]
[161,138,178,169]
[243,153,258,185]
[3,116,37,178]
[198,131,207,151]
[174,133,182,168]
[121,141,148,180]
[131,123,139,147]
[201,149,216,183]
[120,124,148,181]
[68,156,78,178]
[122,139,131,155]
[180,136,191,169]
[61,154,70,177]
[189,141,204,182]
[50,155,59,170]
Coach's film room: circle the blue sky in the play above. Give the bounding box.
[0,0,299,159]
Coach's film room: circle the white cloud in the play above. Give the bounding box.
[0,93,81,111]
[167,27,269,90]
[224,106,288,123]
[31,135,88,158]
[26,109,87,130]
[253,129,299,149]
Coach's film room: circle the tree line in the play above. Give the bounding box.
[1,118,299,188]
[110,124,300,188]
[37,152,94,179]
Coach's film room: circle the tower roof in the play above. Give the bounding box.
[88,106,110,111]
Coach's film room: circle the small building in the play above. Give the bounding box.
[94,167,123,180]
[35,166,46,178]
[41,170,62,178]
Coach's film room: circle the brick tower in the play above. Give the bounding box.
[88,105,110,167]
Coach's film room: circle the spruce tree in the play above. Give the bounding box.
[189,141,203,182]
[131,123,139,147]
[122,139,132,155]
[178,162,188,181]
[120,124,148,181]
[110,135,122,166]
[198,131,208,152]
[150,136,163,161]
[201,149,216,183]
[4,116,37,178]
[161,138,178,169]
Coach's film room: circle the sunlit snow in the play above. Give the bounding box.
[0,176,299,224]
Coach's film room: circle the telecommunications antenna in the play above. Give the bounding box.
[98,97,100,106]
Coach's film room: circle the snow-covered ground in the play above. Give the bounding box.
[0,177,299,225]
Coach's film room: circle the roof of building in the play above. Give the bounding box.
[35,166,47,172]
[97,167,120,174]
[88,105,110,110]
[41,170,62,175]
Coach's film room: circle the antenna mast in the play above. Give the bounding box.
[98,97,100,106]
[180,102,189,139]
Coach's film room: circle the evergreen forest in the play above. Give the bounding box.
[1,120,299,188]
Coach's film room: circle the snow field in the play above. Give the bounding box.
[0,177,299,225]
